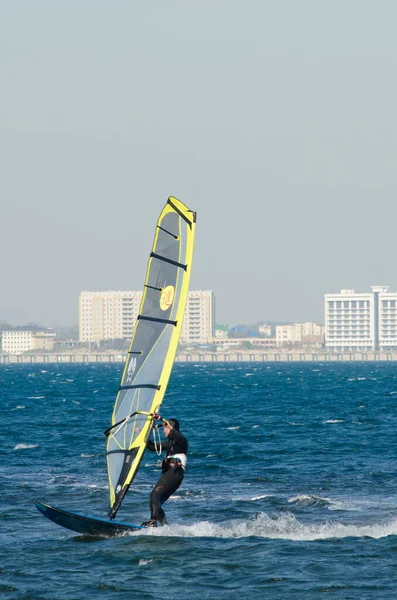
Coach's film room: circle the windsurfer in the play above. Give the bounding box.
[143,414,188,527]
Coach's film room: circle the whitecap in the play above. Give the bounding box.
[129,512,397,541]
[27,396,45,399]
[12,405,25,410]
[324,419,345,424]
[138,559,154,566]
[81,454,95,458]
[227,426,240,430]
[14,443,38,450]
[288,494,332,508]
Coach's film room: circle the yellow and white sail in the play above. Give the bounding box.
[105,197,196,519]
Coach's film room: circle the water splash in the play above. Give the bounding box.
[131,512,397,541]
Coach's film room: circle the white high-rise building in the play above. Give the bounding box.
[79,290,215,344]
[180,290,215,343]
[79,291,142,343]
[325,286,397,351]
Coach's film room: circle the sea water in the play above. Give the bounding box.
[1,362,397,599]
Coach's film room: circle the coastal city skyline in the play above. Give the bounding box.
[5,284,397,354]
[3,284,397,334]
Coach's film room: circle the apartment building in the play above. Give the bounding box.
[325,286,397,351]
[275,322,324,347]
[0,328,56,355]
[180,290,215,343]
[79,290,215,344]
[79,291,142,343]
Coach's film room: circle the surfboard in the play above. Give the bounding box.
[34,501,144,536]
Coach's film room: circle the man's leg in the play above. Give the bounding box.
[150,468,183,524]
[158,507,167,526]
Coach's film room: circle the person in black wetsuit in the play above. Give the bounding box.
[143,414,188,527]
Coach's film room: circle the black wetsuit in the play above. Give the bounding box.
[146,428,188,524]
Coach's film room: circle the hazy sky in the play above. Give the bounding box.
[1,1,397,328]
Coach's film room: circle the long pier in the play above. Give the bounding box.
[1,351,397,364]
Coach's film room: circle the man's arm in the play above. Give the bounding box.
[146,439,156,451]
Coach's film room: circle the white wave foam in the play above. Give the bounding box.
[250,495,270,501]
[12,405,25,410]
[131,512,397,541]
[13,443,38,450]
[138,559,154,566]
[27,396,45,399]
[288,494,333,508]
[324,419,345,424]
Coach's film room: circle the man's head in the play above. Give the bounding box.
[163,418,180,436]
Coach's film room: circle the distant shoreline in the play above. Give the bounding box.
[1,350,397,364]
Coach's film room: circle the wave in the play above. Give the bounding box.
[250,495,271,501]
[13,443,38,450]
[138,559,155,566]
[288,494,333,508]
[130,512,397,541]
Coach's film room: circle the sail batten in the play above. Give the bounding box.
[150,251,188,270]
[105,197,196,519]
[119,384,161,391]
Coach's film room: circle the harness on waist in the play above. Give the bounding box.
[163,453,187,471]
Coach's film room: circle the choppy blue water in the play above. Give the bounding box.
[2,362,397,599]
